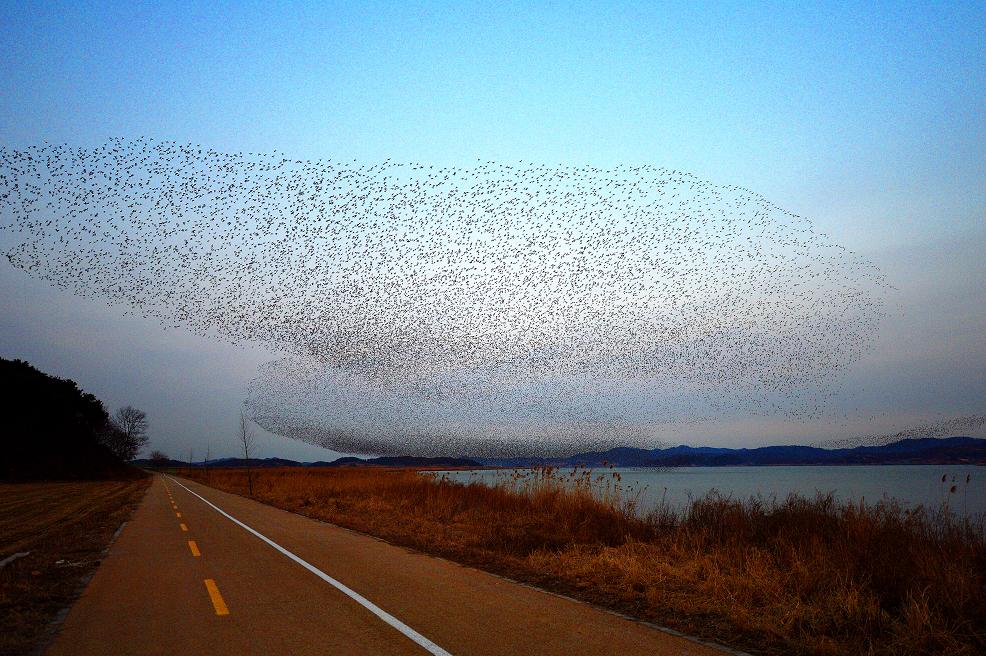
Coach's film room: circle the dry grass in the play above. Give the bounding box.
[182,466,986,655]
[0,478,150,656]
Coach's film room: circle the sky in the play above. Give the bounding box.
[1,1,984,459]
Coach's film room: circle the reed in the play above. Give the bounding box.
[181,466,986,655]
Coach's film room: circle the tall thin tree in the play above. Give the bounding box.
[238,410,256,495]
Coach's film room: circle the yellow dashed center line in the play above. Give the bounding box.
[204,579,229,616]
[167,483,228,617]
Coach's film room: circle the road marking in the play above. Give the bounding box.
[180,523,189,532]
[176,512,182,518]
[188,540,201,557]
[168,476,452,656]
[204,579,229,616]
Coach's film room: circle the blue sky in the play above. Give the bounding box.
[1,2,984,458]
[2,2,983,248]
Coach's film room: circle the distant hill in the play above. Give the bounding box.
[315,456,482,468]
[135,438,985,471]
[135,455,482,469]
[479,436,986,467]
[204,457,305,468]
[132,457,189,469]
[134,456,303,469]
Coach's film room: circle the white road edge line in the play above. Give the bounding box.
[166,476,452,656]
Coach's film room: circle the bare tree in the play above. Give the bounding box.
[149,450,170,469]
[238,410,256,495]
[101,406,149,461]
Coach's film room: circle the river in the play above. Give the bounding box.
[433,465,985,518]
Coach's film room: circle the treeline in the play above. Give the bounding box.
[0,358,148,480]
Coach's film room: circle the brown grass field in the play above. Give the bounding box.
[180,465,986,656]
[0,478,150,656]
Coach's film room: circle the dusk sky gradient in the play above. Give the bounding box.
[1,2,984,459]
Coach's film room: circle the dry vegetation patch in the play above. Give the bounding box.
[182,467,986,656]
[0,477,150,656]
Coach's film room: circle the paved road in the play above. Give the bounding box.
[48,475,727,655]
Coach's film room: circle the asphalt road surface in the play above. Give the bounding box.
[47,475,730,655]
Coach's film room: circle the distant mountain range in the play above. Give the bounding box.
[134,437,986,469]
[479,436,986,467]
[133,455,483,469]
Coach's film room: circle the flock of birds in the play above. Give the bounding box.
[0,138,910,456]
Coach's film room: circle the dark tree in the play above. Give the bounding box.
[98,423,129,461]
[0,358,135,479]
[108,406,149,461]
[149,450,170,468]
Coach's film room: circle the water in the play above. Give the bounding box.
[433,465,986,519]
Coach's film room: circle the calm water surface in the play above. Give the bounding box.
[434,465,985,518]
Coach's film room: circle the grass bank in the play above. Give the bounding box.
[181,466,985,655]
[0,476,150,656]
